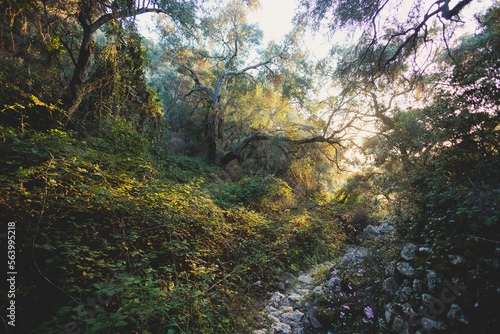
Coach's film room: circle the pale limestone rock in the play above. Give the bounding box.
[392,315,410,334]
[426,270,438,292]
[268,313,280,323]
[447,303,468,325]
[281,310,304,324]
[401,243,417,261]
[288,293,303,302]
[270,322,292,334]
[421,293,436,307]
[383,276,399,295]
[397,286,413,302]
[421,317,447,331]
[413,279,423,293]
[397,261,415,276]
[385,303,397,323]
[312,286,325,296]
[378,223,395,234]
[297,274,315,285]
[307,307,322,328]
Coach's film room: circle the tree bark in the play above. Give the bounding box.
[59,5,171,125]
[219,133,342,167]
[60,20,94,123]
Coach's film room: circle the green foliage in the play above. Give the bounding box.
[157,154,223,184]
[214,175,293,211]
[78,21,162,127]
[0,50,65,130]
[378,6,500,242]
[0,125,345,333]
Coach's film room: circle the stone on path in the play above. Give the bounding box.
[271,322,292,334]
[288,293,303,302]
[307,307,323,328]
[447,304,468,325]
[281,310,304,325]
[341,245,368,265]
[383,277,399,295]
[421,317,447,331]
[397,261,415,276]
[297,274,315,285]
[400,243,417,261]
[270,292,288,307]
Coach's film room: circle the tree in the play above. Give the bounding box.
[367,5,500,240]
[159,0,295,163]
[297,0,477,79]
[59,0,198,122]
[0,0,198,128]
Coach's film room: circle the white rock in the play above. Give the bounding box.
[426,270,438,292]
[297,274,315,285]
[419,247,432,254]
[401,243,417,261]
[397,261,415,276]
[421,293,436,307]
[270,292,287,307]
[270,322,292,334]
[386,261,396,276]
[392,315,410,334]
[307,307,323,328]
[421,317,447,331]
[397,286,413,302]
[413,279,423,292]
[341,245,368,265]
[449,254,465,265]
[378,223,395,234]
[268,314,280,323]
[296,288,310,296]
[327,277,342,289]
[385,303,397,323]
[266,306,278,313]
[281,310,304,324]
[447,304,468,325]
[362,225,379,239]
[288,293,303,302]
[312,286,325,296]
[383,277,399,295]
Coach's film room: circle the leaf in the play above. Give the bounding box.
[115,320,127,327]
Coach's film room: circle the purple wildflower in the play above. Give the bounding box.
[364,306,374,319]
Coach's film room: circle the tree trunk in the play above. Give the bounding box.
[207,105,219,164]
[60,23,94,124]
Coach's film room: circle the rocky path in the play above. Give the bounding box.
[253,245,368,334]
[252,220,499,334]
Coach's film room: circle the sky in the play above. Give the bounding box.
[247,0,297,42]
[137,0,331,58]
[137,0,495,56]
[247,0,331,58]
[138,0,299,41]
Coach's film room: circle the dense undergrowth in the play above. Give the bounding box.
[0,123,345,333]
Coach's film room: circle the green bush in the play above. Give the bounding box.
[214,175,294,211]
[0,126,345,333]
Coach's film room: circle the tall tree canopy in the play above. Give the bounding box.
[0,0,198,126]
[298,0,478,79]
[155,0,347,166]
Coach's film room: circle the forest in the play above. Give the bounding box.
[0,0,499,333]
